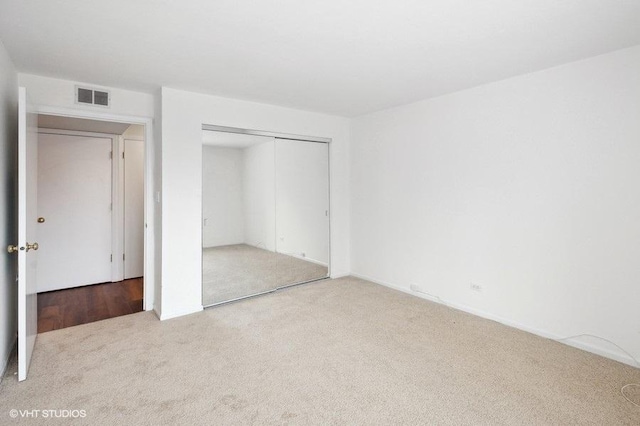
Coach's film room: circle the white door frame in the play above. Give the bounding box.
[36,105,155,311]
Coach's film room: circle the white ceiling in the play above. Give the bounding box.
[1,1,639,117]
[202,131,271,149]
[38,115,132,135]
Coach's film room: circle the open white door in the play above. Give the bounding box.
[17,87,38,381]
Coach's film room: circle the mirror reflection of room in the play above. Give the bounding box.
[202,130,329,306]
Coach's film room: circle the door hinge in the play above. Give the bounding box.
[109,151,113,160]
[123,253,125,261]
[122,152,125,159]
[110,254,113,262]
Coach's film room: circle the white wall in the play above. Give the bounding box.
[0,40,18,377]
[122,123,146,280]
[276,140,329,265]
[161,88,350,319]
[18,74,154,118]
[124,137,145,279]
[242,140,275,251]
[351,45,640,366]
[202,146,245,248]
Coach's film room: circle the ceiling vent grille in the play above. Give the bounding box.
[75,86,110,107]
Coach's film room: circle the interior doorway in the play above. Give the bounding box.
[34,115,146,332]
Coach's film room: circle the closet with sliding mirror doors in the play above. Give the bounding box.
[201,126,330,307]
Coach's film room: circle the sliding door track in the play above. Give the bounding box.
[202,276,330,308]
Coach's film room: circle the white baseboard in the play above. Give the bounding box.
[350,272,639,368]
[283,252,327,267]
[159,305,203,321]
[0,335,17,383]
[203,241,245,249]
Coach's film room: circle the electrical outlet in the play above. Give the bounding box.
[470,283,483,292]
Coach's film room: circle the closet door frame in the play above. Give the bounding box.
[202,124,331,143]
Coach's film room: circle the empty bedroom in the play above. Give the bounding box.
[0,0,639,424]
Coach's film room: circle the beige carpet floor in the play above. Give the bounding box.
[1,277,639,425]
[202,244,328,305]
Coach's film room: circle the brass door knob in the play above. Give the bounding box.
[25,242,39,252]
[7,245,18,253]
[37,217,45,223]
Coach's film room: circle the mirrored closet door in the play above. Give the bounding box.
[201,128,329,306]
[275,139,329,287]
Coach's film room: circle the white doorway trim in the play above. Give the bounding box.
[36,105,156,312]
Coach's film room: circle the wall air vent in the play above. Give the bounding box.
[75,86,110,108]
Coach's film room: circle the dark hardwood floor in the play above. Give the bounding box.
[37,278,144,333]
